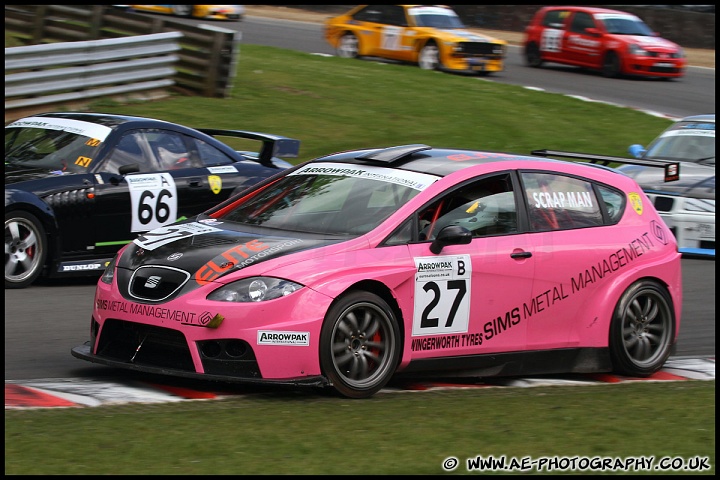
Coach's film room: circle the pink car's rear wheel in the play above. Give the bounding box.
[609,280,675,376]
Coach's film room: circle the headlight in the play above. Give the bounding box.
[207,277,303,302]
[100,256,118,285]
[628,44,648,56]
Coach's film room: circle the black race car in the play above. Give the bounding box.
[5,112,300,288]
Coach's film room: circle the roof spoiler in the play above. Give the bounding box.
[531,149,680,183]
[355,144,431,163]
[197,128,301,167]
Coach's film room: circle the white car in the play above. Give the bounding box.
[625,114,715,257]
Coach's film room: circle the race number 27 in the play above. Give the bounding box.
[412,255,471,336]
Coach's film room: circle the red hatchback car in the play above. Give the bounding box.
[523,6,687,79]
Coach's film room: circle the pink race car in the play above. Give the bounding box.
[72,144,683,398]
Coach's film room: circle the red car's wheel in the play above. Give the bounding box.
[525,42,544,68]
[602,51,622,78]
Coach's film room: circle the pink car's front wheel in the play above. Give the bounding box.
[320,291,401,399]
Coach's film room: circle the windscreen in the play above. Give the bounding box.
[5,117,112,173]
[644,121,715,165]
[597,14,654,36]
[219,162,439,235]
[409,6,464,29]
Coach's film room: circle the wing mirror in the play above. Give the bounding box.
[430,225,472,254]
[118,163,140,175]
[628,144,646,159]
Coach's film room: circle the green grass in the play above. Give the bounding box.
[6,44,712,475]
[5,382,714,474]
[81,45,673,163]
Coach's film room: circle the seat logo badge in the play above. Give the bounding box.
[144,276,162,288]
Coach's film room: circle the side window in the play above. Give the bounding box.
[417,173,517,241]
[189,137,235,166]
[522,171,603,232]
[146,131,199,170]
[597,185,625,224]
[569,12,595,34]
[383,5,407,26]
[543,10,570,29]
[102,132,150,174]
[354,5,383,23]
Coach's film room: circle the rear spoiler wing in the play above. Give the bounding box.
[197,128,301,167]
[531,149,680,183]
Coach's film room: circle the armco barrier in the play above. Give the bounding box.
[5,33,182,122]
[4,5,240,115]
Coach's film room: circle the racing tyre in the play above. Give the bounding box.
[337,33,360,59]
[609,280,675,377]
[172,5,193,17]
[320,291,401,398]
[525,42,543,67]
[602,52,622,78]
[419,43,441,70]
[5,211,47,289]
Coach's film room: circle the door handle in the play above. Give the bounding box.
[510,251,532,259]
[188,177,202,187]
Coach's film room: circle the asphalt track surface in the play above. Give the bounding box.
[235,9,715,120]
[5,10,715,408]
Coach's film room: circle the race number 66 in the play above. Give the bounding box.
[128,173,179,232]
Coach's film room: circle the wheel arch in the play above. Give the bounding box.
[524,40,543,66]
[601,48,623,75]
[332,279,406,343]
[416,37,437,49]
[415,37,439,57]
[608,275,677,336]
[574,272,677,348]
[338,29,363,56]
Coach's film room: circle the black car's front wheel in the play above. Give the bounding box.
[609,280,675,377]
[5,211,47,289]
[320,291,401,398]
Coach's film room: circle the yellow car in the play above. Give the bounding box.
[127,5,244,21]
[324,5,506,75]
